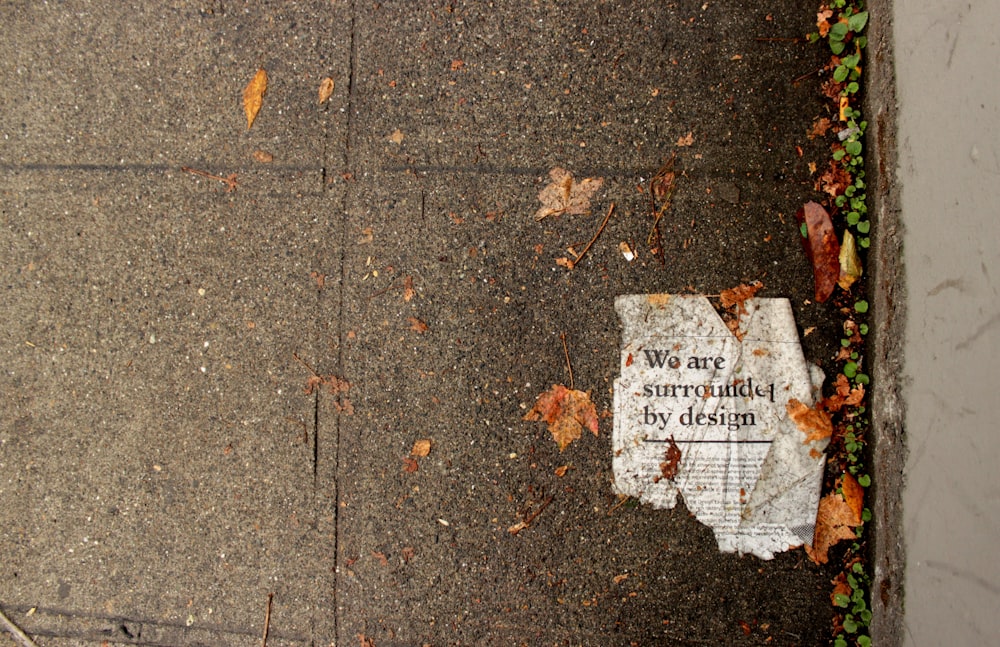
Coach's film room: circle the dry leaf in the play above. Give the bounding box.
[838,229,863,290]
[450,59,464,71]
[524,384,599,451]
[656,437,682,482]
[402,456,419,473]
[402,275,415,301]
[817,161,852,196]
[411,439,432,457]
[807,484,862,564]
[796,201,840,303]
[675,131,695,147]
[401,546,415,563]
[407,317,428,333]
[389,128,404,144]
[243,68,268,129]
[554,465,569,477]
[808,117,833,140]
[787,398,833,444]
[534,167,604,221]
[719,281,764,317]
[840,472,864,524]
[359,634,377,647]
[318,76,334,104]
[253,149,274,163]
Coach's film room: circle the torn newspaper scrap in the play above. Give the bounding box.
[613,294,827,559]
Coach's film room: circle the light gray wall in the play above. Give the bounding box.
[896,1,1000,644]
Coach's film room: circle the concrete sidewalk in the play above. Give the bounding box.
[1,2,840,645]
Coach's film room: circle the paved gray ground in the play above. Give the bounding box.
[1,2,840,645]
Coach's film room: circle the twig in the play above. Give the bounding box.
[0,606,40,647]
[181,166,239,193]
[792,67,822,84]
[524,495,554,526]
[261,593,273,647]
[569,202,615,268]
[560,332,574,391]
[607,495,632,516]
[292,352,321,378]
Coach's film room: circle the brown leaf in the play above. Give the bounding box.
[657,436,682,482]
[243,68,268,129]
[838,229,863,290]
[808,117,832,140]
[554,465,569,477]
[407,316,429,333]
[359,634,377,647]
[787,398,833,444]
[796,201,840,302]
[411,439,432,457]
[253,149,274,163]
[807,488,861,564]
[719,281,764,317]
[534,167,604,221]
[675,131,695,147]
[524,384,599,451]
[839,472,865,524]
[318,76,334,104]
[401,546,415,563]
[402,275,415,302]
[388,128,404,144]
[817,160,852,196]
[450,59,464,71]
[402,456,419,473]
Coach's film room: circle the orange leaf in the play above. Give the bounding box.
[524,384,599,451]
[839,472,864,524]
[796,201,840,302]
[402,275,415,302]
[807,490,861,564]
[243,68,268,129]
[407,316,429,333]
[719,281,764,316]
[318,76,334,104]
[411,439,432,457]
[786,398,833,444]
[402,456,419,473]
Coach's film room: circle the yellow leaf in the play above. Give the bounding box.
[318,76,334,104]
[838,229,863,290]
[243,69,268,130]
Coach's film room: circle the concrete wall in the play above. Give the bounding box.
[894,0,1000,644]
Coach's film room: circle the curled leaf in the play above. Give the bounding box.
[243,68,268,129]
[318,76,334,104]
[838,229,863,290]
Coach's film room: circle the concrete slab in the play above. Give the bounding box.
[1,1,851,645]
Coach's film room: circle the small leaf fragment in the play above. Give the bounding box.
[243,68,268,130]
[318,76,334,104]
[411,439,432,457]
[253,150,274,163]
[838,229,863,290]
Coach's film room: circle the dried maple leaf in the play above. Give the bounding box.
[318,76,334,104]
[719,281,764,317]
[787,398,833,444]
[807,482,862,564]
[524,384,599,451]
[243,68,267,129]
[534,167,604,221]
[796,201,840,303]
[411,439,432,457]
[675,131,695,147]
[838,229,863,290]
[402,275,415,302]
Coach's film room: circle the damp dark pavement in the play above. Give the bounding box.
[1,2,873,646]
